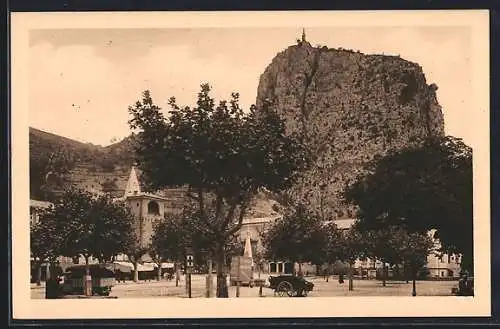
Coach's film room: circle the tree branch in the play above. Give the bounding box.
[221,197,238,232]
[226,197,251,238]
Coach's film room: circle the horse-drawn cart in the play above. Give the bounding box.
[268,275,314,297]
[60,264,116,296]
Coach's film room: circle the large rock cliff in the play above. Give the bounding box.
[256,41,445,219]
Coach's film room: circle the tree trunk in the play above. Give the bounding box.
[157,263,162,281]
[215,242,228,298]
[45,262,51,281]
[84,256,92,296]
[348,262,354,291]
[206,259,213,298]
[175,262,180,287]
[133,261,139,282]
[382,263,387,287]
[36,262,42,286]
[412,267,417,296]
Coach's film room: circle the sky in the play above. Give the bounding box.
[29,26,472,146]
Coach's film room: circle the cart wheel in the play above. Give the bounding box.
[277,281,294,297]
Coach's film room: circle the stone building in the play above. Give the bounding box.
[114,166,171,250]
[327,218,462,278]
[29,199,52,226]
[30,165,462,280]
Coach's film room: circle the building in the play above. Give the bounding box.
[425,229,462,278]
[328,219,462,278]
[115,166,172,250]
[238,216,296,275]
[29,199,52,225]
[238,216,462,279]
[29,199,79,281]
[30,165,462,280]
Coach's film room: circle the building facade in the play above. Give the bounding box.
[30,166,462,280]
[238,217,462,279]
[29,199,52,226]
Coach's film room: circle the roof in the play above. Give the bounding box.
[120,166,172,201]
[30,199,52,209]
[122,192,170,201]
[241,216,281,225]
[323,218,357,230]
[113,261,156,272]
[124,166,142,197]
[335,219,356,229]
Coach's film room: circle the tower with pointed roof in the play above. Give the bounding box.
[121,165,169,256]
[302,28,306,43]
[124,164,142,196]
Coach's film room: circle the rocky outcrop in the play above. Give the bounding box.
[256,41,444,219]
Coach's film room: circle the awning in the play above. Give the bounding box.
[154,262,175,269]
[111,262,133,273]
[137,263,156,271]
[112,261,156,272]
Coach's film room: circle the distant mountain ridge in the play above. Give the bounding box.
[29,126,136,200]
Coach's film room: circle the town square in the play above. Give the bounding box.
[24,21,478,302]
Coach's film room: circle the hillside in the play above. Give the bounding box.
[255,41,444,219]
[29,128,280,218]
[29,127,135,200]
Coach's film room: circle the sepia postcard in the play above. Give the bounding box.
[11,10,490,319]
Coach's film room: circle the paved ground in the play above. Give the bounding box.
[31,275,459,299]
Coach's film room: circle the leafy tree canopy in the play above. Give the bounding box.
[30,217,63,263]
[128,84,310,226]
[39,189,136,263]
[358,224,435,268]
[128,84,310,297]
[344,136,472,270]
[262,204,328,265]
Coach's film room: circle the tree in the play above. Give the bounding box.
[40,189,136,294]
[123,236,150,283]
[360,225,434,288]
[128,84,310,297]
[151,209,192,285]
[326,226,367,291]
[30,216,63,285]
[262,204,328,275]
[152,202,246,285]
[397,231,434,296]
[344,136,473,274]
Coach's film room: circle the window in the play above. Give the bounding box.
[277,263,283,273]
[147,201,160,215]
[269,263,277,273]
